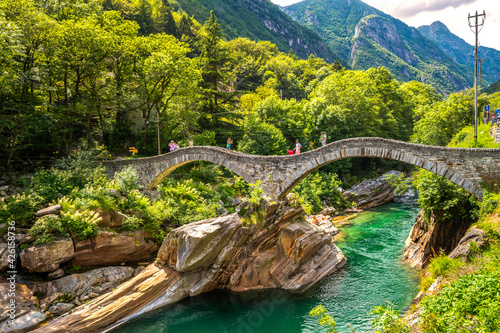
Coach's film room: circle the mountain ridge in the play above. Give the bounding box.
[418,21,500,87]
[283,0,473,93]
[170,0,344,64]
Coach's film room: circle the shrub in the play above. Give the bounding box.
[427,255,464,279]
[60,209,100,241]
[0,194,41,226]
[370,303,410,333]
[292,171,349,214]
[413,169,478,224]
[420,271,500,332]
[29,215,69,245]
[120,215,143,231]
[309,305,338,333]
[114,166,140,195]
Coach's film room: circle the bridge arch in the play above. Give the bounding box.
[102,138,500,201]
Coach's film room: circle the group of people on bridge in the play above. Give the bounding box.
[166,132,328,155]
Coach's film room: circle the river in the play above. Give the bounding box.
[114,202,421,333]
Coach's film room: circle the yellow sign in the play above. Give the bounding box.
[129,147,138,154]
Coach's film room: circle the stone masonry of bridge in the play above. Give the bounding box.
[101,137,500,201]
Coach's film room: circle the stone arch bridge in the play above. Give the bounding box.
[102,137,500,201]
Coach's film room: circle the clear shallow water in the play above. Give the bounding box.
[114,203,420,333]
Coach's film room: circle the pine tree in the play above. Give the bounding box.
[196,11,239,136]
[155,2,178,37]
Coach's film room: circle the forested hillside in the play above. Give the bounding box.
[169,0,343,63]
[283,0,473,94]
[418,21,500,87]
[0,0,489,182]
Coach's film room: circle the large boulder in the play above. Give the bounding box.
[20,237,74,273]
[157,215,241,272]
[0,311,46,333]
[343,171,402,209]
[96,210,127,228]
[36,266,134,308]
[72,230,157,267]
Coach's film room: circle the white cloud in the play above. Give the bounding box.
[390,0,476,18]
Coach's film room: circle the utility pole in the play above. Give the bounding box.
[468,10,486,141]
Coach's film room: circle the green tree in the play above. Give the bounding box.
[238,119,287,156]
[196,11,239,136]
[134,33,199,153]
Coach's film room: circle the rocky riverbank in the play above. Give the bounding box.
[3,196,345,332]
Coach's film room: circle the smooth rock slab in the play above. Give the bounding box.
[0,310,46,333]
[35,205,62,217]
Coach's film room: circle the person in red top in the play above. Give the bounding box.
[294,139,301,154]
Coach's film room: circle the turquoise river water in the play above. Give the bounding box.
[115,203,421,333]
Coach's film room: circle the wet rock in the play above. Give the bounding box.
[48,303,74,315]
[72,230,157,267]
[20,237,74,273]
[35,205,62,217]
[0,185,9,192]
[343,171,402,209]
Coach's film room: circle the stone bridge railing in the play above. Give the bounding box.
[101,137,500,200]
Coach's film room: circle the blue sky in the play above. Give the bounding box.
[270,0,499,51]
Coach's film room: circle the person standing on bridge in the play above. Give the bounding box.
[320,132,327,146]
[227,138,233,151]
[189,139,193,147]
[294,139,301,154]
[169,140,176,152]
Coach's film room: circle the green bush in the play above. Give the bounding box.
[29,215,69,245]
[119,215,143,231]
[60,209,100,241]
[370,303,410,333]
[309,305,338,333]
[70,186,120,212]
[413,169,478,224]
[114,165,140,195]
[292,171,349,214]
[0,194,41,226]
[427,255,463,279]
[420,271,500,332]
[27,149,106,204]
